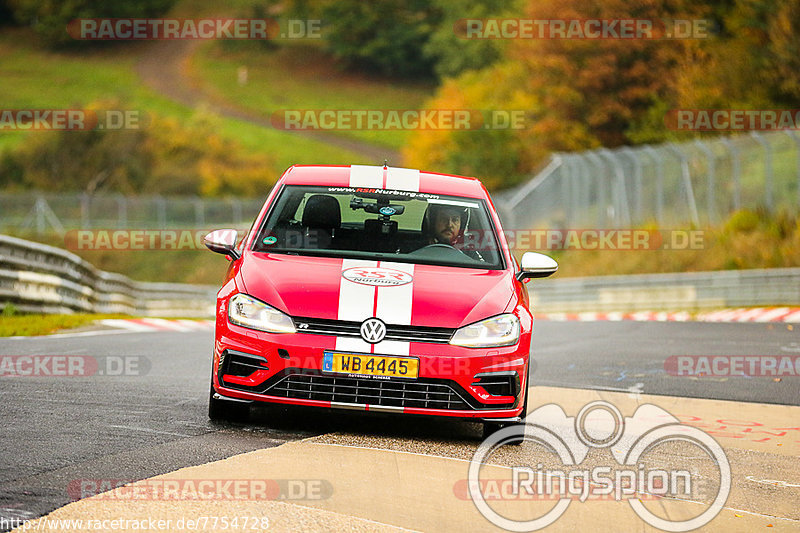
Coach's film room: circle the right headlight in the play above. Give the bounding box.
[227,293,296,333]
[449,314,520,348]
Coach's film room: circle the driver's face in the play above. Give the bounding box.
[433,208,461,243]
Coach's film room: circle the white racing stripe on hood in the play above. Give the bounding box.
[335,260,414,356]
[375,262,414,325]
[336,259,377,353]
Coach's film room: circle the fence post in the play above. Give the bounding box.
[80,193,90,228]
[156,196,167,228]
[785,131,800,210]
[720,137,741,212]
[619,147,643,224]
[560,157,573,227]
[666,143,700,227]
[575,155,592,227]
[750,132,774,211]
[20,197,65,235]
[694,139,717,225]
[116,194,127,228]
[231,198,243,226]
[599,148,631,227]
[194,197,205,227]
[642,145,665,225]
[585,151,608,227]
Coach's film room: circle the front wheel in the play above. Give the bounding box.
[208,384,250,422]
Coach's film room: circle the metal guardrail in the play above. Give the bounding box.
[528,267,800,313]
[3,234,798,318]
[0,234,216,316]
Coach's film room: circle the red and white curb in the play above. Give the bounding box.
[536,307,800,323]
[99,319,215,332]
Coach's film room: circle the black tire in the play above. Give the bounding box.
[208,384,250,422]
[482,386,528,446]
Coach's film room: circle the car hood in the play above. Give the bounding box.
[237,252,516,329]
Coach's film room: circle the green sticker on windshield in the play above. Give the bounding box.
[263,236,277,245]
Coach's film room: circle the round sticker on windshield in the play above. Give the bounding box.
[262,236,277,245]
[342,267,413,287]
[379,206,396,216]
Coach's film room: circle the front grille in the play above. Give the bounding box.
[267,373,473,410]
[294,317,454,344]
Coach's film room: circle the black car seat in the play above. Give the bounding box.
[301,194,341,249]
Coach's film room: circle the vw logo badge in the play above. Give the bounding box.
[360,318,387,343]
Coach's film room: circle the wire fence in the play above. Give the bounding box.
[0,193,265,234]
[2,131,798,235]
[494,131,800,230]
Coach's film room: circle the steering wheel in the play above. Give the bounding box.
[416,243,468,255]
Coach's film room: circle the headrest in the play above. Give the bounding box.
[302,194,341,229]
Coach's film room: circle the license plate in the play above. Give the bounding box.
[322,351,419,379]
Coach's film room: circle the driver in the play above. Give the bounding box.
[425,204,464,246]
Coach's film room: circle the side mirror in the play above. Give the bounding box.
[516,252,558,281]
[204,229,241,260]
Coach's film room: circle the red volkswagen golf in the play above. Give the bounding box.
[204,164,557,438]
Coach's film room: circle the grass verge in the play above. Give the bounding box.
[545,209,800,278]
[191,41,435,152]
[0,29,368,172]
[0,312,130,337]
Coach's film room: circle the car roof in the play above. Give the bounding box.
[279,165,489,199]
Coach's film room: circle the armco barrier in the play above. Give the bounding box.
[3,234,798,317]
[528,267,800,313]
[0,234,216,316]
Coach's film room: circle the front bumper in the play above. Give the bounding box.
[212,322,530,420]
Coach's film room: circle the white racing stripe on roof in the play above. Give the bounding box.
[348,165,384,188]
[385,166,420,192]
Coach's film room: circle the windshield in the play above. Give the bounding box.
[251,185,504,269]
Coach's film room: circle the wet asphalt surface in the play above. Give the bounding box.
[0,321,797,529]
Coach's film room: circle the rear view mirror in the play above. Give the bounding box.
[516,252,558,281]
[204,229,240,260]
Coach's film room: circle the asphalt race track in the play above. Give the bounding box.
[1,321,798,531]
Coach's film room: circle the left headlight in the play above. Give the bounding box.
[228,293,296,333]
[449,314,520,348]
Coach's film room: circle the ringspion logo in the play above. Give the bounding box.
[469,401,730,531]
